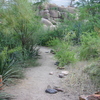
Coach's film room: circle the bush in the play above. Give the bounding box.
[79,32,100,60]
[38,25,65,46]
[48,39,76,67]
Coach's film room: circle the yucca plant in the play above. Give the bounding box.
[0,47,22,82]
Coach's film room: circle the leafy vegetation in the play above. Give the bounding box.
[0,0,41,83]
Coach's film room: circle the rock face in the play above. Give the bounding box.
[39,3,76,20]
[38,3,77,30]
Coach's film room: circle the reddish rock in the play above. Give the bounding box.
[87,94,100,100]
[79,93,100,100]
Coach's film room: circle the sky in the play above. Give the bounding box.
[50,0,71,7]
[49,0,79,7]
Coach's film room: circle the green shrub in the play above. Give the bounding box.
[38,25,65,46]
[48,39,76,67]
[79,32,100,60]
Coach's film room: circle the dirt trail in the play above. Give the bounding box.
[4,47,95,100]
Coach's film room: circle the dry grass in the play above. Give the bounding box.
[62,61,97,98]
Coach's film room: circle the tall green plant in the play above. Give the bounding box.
[79,32,100,60]
[0,0,41,60]
[0,47,22,82]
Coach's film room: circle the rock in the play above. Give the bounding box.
[45,89,57,94]
[49,10,59,18]
[58,6,67,12]
[79,94,100,100]
[60,12,68,19]
[50,19,57,25]
[44,10,49,13]
[79,95,88,100]
[49,72,53,75]
[66,7,76,14]
[50,50,55,54]
[41,18,53,26]
[40,10,50,19]
[59,74,64,78]
[87,94,100,100]
[49,3,59,10]
[57,67,65,69]
[54,62,59,66]
[53,86,63,92]
[61,71,69,75]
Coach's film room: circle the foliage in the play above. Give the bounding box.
[0,0,41,60]
[0,47,23,82]
[38,26,65,46]
[48,39,76,67]
[79,32,100,60]
[84,61,100,88]
[0,0,42,83]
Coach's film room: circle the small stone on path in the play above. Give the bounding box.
[45,89,57,94]
[49,72,54,75]
[61,71,69,76]
[59,74,64,78]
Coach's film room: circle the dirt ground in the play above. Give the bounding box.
[3,47,96,100]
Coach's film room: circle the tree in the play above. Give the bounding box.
[0,0,41,60]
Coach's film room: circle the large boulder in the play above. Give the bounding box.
[48,3,59,10]
[41,18,53,26]
[49,10,59,18]
[60,12,68,19]
[40,10,50,19]
[58,6,67,12]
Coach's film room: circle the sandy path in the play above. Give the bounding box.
[4,47,68,100]
[4,47,95,100]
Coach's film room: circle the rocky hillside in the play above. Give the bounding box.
[37,3,77,30]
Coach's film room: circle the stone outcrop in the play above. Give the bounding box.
[38,3,77,30]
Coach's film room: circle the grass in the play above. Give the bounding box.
[15,58,40,68]
[84,61,100,89]
[62,61,97,96]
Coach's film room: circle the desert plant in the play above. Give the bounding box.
[0,47,23,82]
[79,32,100,60]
